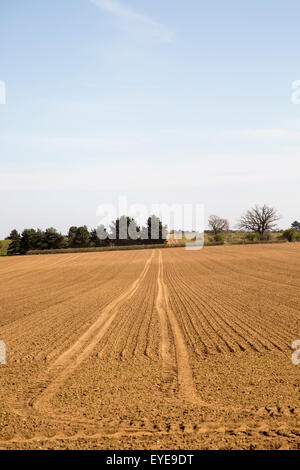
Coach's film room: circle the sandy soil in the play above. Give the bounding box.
[0,244,299,450]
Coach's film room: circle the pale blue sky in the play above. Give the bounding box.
[0,0,300,237]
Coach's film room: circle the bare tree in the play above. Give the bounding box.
[208,215,230,235]
[238,204,280,236]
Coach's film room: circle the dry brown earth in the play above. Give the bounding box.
[0,244,299,450]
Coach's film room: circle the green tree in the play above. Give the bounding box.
[283,228,298,242]
[33,229,45,250]
[291,221,300,232]
[6,229,21,256]
[110,216,140,245]
[43,228,64,249]
[19,229,41,254]
[96,224,110,246]
[72,226,90,247]
[90,228,111,247]
[89,229,100,247]
[68,226,78,247]
[144,215,167,244]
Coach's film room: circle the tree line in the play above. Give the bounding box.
[6,215,167,256]
[208,205,300,242]
[5,204,300,255]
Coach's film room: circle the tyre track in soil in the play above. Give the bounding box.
[3,247,298,445]
[0,418,298,447]
[4,254,140,363]
[3,405,299,447]
[163,255,254,356]
[96,258,158,361]
[155,252,177,394]
[1,253,141,369]
[165,261,279,356]
[156,250,207,406]
[92,250,158,361]
[156,251,289,415]
[22,251,154,415]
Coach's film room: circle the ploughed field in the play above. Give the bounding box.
[0,243,300,450]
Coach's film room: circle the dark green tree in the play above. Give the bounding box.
[96,224,110,246]
[144,215,167,244]
[283,228,297,242]
[72,226,90,247]
[19,229,40,254]
[5,229,19,241]
[110,216,140,245]
[33,229,45,250]
[291,221,300,232]
[91,228,111,247]
[43,228,64,249]
[89,229,100,247]
[6,229,21,256]
[68,226,78,247]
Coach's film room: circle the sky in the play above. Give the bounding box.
[0,0,300,237]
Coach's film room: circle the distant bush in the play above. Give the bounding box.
[212,233,225,244]
[283,228,298,242]
[260,232,272,241]
[0,239,11,256]
[245,233,258,242]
